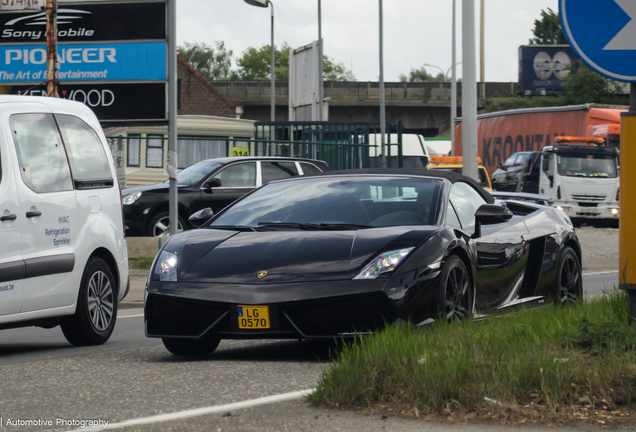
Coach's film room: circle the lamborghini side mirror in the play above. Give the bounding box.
[472,204,513,238]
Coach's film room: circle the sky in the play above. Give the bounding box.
[176,0,559,83]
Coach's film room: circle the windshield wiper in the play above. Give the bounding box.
[257,222,370,230]
[315,223,371,230]
[208,225,260,232]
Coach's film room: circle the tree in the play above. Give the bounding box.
[231,43,291,80]
[178,41,233,81]
[232,43,355,81]
[399,66,445,82]
[323,56,355,81]
[563,60,625,104]
[529,8,567,45]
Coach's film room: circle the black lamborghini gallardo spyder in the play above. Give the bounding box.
[144,169,582,356]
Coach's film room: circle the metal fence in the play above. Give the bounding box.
[105,135,400,187]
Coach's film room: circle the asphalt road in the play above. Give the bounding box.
[0,271,627,432]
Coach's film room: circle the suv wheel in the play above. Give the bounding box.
[61,257,117,346]
[147,211,185,237]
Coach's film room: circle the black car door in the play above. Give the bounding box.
[449,183,529,312]
[194,161,257,214]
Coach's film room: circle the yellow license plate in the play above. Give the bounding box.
[237,305,270,329]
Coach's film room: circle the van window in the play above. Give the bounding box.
[56,115,112,183]
[11,113,72,193]
[146,136,163,168]
[127,135,141,167]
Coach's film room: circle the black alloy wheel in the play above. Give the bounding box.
[162,337,221,356]
[555,246,582,304]
[147,211,186,237]
[438,255,473,321]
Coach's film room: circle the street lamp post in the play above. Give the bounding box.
[244,0,275,134]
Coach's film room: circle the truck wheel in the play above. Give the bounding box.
[162,337,220,356]
[147,211,186,237]
[61,257,117,346]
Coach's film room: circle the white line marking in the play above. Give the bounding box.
[117,313,143,319]
[69,389,315,431]
[583,271,619,276]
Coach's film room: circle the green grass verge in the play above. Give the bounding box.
[309,291,636,414]
[129,256,154,270]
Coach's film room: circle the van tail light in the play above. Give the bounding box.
[116,176,126,239]
[617,187,620,202]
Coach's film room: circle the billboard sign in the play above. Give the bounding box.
[9,82,166,121]
[0,1,167,123]
[0,0,41,11]
[0,2,165,43]
[0,42,166,82]
[518,45,578,96]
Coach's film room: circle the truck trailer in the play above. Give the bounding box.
[453,104,625,175]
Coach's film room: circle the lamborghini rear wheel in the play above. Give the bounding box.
[438,255,473,321]
[162,337,220,356]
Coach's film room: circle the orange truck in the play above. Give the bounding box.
[453,104,625,176]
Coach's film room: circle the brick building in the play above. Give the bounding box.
[177,56,235,118]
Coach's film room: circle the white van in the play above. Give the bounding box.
[368,133,432,168]
[0,96,128,346]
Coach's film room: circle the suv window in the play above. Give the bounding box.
[10,113,73,193]
[449,182,486,228]
[212,162,256,188]
[261,161,298,184]
[300,162,322,175]
[56,115,112,183]
[503,154,517,168]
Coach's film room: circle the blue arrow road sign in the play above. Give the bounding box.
[561,0,636,82]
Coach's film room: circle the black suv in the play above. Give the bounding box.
[491,152,536,191]
[122,157,330,237]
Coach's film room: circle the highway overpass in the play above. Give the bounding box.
[210,80,517,136]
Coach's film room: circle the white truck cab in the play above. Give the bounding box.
[535,138,619,224]
[0,96,128,346]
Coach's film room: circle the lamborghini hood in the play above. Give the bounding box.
[167,227,439,283]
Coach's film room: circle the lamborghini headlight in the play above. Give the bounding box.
[155,251,178,281]
[354,248,414,280]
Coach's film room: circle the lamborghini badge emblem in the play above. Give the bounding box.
[257,271,268,279]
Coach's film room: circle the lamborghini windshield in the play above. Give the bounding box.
[208,176,443,229]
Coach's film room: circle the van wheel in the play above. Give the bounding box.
[147,211,186,237]
[162,337,220,356]
[61,257,117,346]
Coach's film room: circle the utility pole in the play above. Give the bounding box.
[167,0,178,237]
[450,0,457,152]
[379,0,386,168]
[479,0,485,83]
[462,0,478,181]
[318,0,323,121]
[45,0,58,97]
